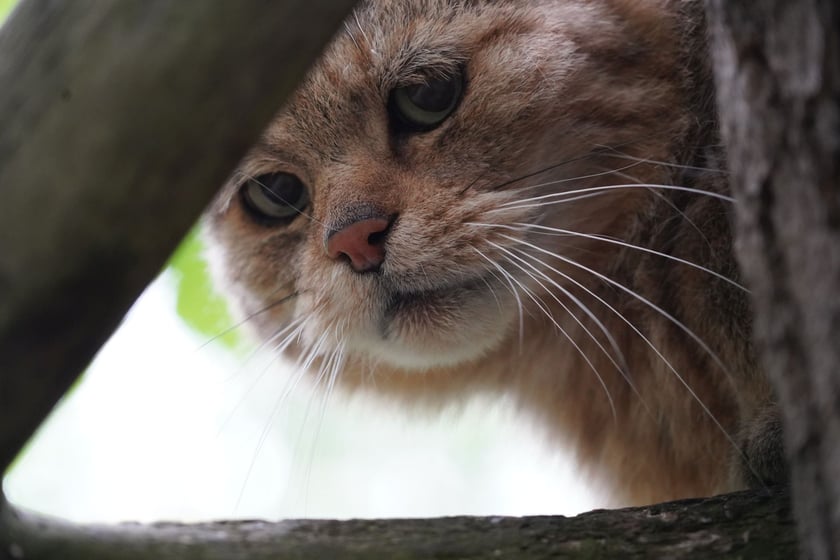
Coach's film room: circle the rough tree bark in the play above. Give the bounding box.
[705,1,840,559]
[0,0,834,558]
[0,487,797,560]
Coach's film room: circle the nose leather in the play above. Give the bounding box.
[326,216,391,272]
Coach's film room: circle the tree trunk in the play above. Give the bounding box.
[704,1,840,559]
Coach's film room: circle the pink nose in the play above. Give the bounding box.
[326,216,391,272]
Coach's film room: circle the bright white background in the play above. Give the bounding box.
[4,273,603,523]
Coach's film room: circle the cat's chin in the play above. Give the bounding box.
[348,280,514,371]
[356,331,507,371]
[358,333,503,371]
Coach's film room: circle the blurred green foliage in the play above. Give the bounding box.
[169,229,247,353]
[0,0,16,20]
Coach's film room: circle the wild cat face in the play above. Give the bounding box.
[206,0,690,371]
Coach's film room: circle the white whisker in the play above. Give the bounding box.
[304,332,346,515]
[503,160,648,195]
[215,319,306,438]
[497,233,760,476]
[493,251,617,421]
[602,165,715,250]
[470,222,746,292]
[197,287,298,352]
[499,233,734,380]
[593,145,727,174]
[472,246,526,350]
[233,322,323,514]
[473,259,504,314]
[212,307,302,386]
[487,240,629,373]
[494,183,735,212]
[487,242,652,414]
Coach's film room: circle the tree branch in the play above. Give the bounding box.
[0,0,357,474]
[1,487,795,560]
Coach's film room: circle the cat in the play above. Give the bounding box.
[204,0,786,506]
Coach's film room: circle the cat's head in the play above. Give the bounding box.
[206,0,691,372]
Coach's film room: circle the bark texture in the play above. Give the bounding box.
[1,487,795,560]
[0,0,357,473]
[705,1,840,559]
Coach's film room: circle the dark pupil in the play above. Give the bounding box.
[404,77,457,112]
[262,173,301,205]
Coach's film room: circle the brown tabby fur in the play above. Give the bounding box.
[205,0,783,505]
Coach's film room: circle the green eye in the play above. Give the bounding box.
[240,172,309,224]
[389,70,464,131]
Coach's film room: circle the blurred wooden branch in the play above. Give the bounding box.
[0,0,356,474]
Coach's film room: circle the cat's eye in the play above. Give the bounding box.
[240,172,309,223]
[389,70,464,131]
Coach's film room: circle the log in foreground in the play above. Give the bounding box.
[1,487,795,559]
[0,0,357,473]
